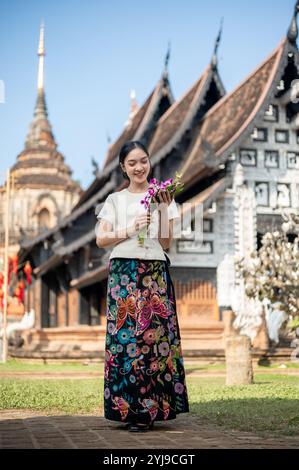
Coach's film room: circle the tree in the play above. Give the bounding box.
[236,210,299,343]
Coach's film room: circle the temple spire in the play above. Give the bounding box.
[287,1,299,45]
[211,18,223,68]
[162,41,171,79]
[33,21,48,121]
[37,21,45,91]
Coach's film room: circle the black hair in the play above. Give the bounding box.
[119,140,153,181]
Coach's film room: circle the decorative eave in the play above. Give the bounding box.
[149,63,225,164]
[33,253,61,277]
[69,264,108,289]
[54,229,96,257]
[180,37,298,191]
[29,229,98,279]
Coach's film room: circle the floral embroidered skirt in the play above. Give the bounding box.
[103,257,189,424]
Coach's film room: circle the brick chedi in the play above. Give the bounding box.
[0,23,82,253]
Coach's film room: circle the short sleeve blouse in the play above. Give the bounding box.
[96,188,180,261]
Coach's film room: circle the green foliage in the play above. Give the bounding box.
[288,317,299,331]
[236,224,299,317]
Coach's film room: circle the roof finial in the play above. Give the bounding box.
[287,1,299,44]
[211,17,223,68]
[130,89,138,113]
[163,41,171,78]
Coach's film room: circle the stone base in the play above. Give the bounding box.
[7,323,295,364]
[8,322,225,358]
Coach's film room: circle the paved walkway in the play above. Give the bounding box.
[0,410,298,449]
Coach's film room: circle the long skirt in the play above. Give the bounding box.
[103,257,189,425]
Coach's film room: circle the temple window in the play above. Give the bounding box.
[264,150,279,169]
[275,129,289,143]
[38,208,51,229]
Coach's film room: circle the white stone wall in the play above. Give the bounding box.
[170,97,299,288]
[235,98,299,217]
[170,191,236,269]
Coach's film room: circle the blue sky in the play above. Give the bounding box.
[0,0,297,190]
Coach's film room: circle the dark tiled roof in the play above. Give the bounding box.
[70,264,108,289]
[75,76,174,208]
[148,69,208,156]
[102,75,174,170]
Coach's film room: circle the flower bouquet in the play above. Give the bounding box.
[138,171,184,246]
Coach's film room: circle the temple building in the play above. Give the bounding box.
[0,24,81,316]
[14,4,299,359]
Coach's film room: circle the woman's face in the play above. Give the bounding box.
[121,147,151,184]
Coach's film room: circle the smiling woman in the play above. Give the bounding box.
[119,141,152,189]
[96,140,189,432]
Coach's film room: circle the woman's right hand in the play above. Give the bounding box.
[128,212,151,237]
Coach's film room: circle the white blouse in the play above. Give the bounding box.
[96,187,180,261]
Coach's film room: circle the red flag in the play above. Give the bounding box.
[18,279,25,303]
[8,257,13,284]
[14,284,24,304]
[24,261,32,285]
[11,254,18,274]
[0,287,3,310]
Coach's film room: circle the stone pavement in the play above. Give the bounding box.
[0,410,298,449]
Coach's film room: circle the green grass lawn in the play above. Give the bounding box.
[2,358,299,374]
[1,372,298,437]
[0,358,220,372]
[188,374,299,437]
[0,359,103,373]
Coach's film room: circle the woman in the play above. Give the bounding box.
[96,140,189,432]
